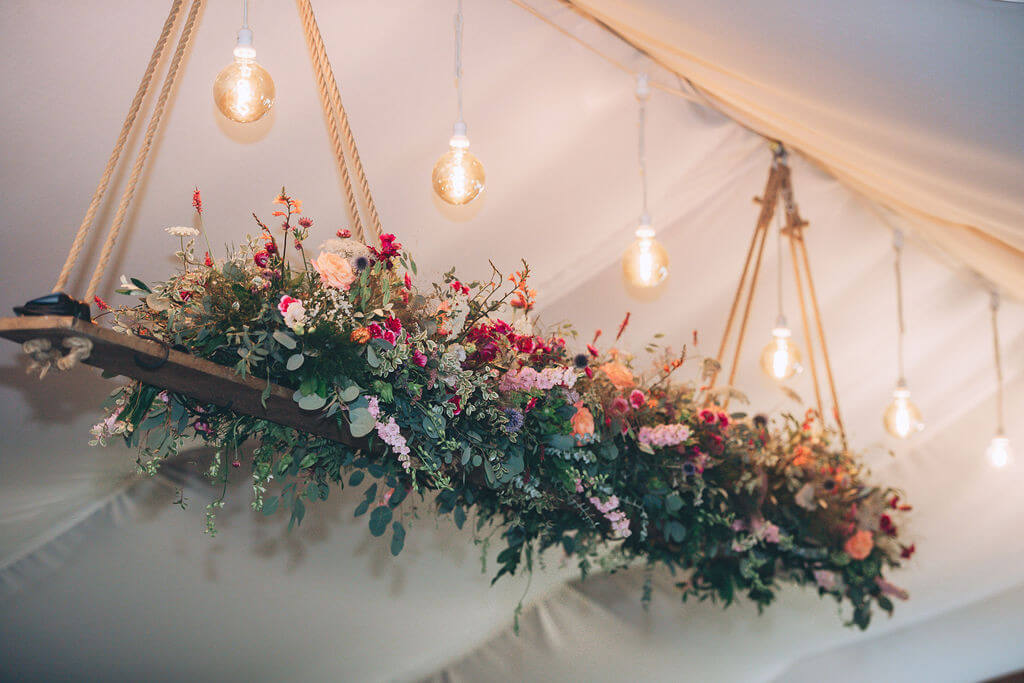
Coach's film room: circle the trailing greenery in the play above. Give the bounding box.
[91,190,914,630]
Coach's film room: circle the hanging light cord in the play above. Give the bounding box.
[454,0,465,126]
[775,202,784,320]
[242,0,248,28]
[893,229,906,383]
[637,73,650,221]
[991,290,1005,435]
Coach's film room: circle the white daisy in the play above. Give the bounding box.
[165,226,199,237]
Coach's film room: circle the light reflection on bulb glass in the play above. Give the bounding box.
[432,136,485,205]
[986,435,1012,468]
[622,229,669,288]
[883,386,924,439]
[759,327,801,380]
[213,51,275,123]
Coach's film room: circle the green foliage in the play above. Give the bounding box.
[90,192,914,631]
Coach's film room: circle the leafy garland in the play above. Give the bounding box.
[90,190,915,630]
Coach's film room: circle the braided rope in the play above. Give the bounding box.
[53,0,185,294]
[296,0,365,241]
[297,0,382,242]
[85,0,204,302]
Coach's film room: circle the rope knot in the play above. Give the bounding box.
[23,337,93,378]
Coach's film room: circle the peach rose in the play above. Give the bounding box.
[844,529,874,560]
[571,400,594,438]
[599,362,634,390]
[350,327,371,344]
[313,251,356,290]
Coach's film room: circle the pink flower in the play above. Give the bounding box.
[412,350,428,367]
[383,330,397,345]
[875,577,909,601]
[629,389,646,409]
[312,251,357,290]
[278,295,307,331]
[254,250,269,267]
[609,397,630,416]
[385,316,402,334]
[367,323,384,339]
[814,570,837,591]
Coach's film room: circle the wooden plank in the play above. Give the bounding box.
[0,316,353,445]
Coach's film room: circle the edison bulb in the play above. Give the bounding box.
[622,221,669,288]
[883,383,924,439]
[986,435,1012,468]
[214,42,274,123]
[432,129,485,205]
[759,320,801,380]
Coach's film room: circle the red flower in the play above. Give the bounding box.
[264,241,277,254]
[879,514,898,536]
[337,228,351,238]
[629,389,646,409]
[297,217,313,229]
[900,543,916,559]
[93,295,110,311]
[192,187,202,215]
[204,252,213,267]
[516,336,535,354]
[179,290,192,302]
[448,395,462,415]
[699,409,716,423]
[587,344,599,357]
[383,330,397,345]
[525,397,538,412]
[254,251,269,267]
[385,316,402,334]
[371,233,402,264]
[717,412,730,427]
[412,350,428,367]
[404,272,413,290]
[367,323,384,339]
[584,366,593,378]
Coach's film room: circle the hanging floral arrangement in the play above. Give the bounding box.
[90,189,914,630]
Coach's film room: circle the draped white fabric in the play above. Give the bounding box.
[1,0,1022,680]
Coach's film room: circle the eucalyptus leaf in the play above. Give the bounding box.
[297,393,327,411]
[286,353,304,370]
[272,330,297,349]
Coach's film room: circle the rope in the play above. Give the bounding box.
[991,291,1005,434]
[84,0,204,303]
[296,0,365,241]
[52,0,185,294]
[297,0,383,243]
[22,337,93,378]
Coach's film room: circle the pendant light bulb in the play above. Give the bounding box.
[434,0,484,206]
[622,216,669,288]
[432,122,485,205]
[883,380,924,439]
[214,26,275,123]
[986,434,1012,469]
[760,316,802,381]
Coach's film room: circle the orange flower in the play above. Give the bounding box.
[599,361,634,390]
[350,327,371,344]
[313,251,356,290]
[791,445,812,467]
[844,530,874,560]
[571,400,594,438]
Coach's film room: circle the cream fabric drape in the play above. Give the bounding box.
[571,0,1024,299]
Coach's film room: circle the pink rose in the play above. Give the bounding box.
[278,295,299,316]
[629,389,646,409]
[312,251,356,290]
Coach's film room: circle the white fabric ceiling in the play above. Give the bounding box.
[1,0,1022,680]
